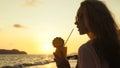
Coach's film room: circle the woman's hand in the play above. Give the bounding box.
[53,53,70,68]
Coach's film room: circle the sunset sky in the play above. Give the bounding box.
[0,0,120,55]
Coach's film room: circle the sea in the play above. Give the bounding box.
[0,54,77,68]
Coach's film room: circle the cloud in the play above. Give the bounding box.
[22,0,41,7]
[13,24,26,28]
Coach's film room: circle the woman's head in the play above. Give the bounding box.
[75,0,118,39]
[52,37,64,48]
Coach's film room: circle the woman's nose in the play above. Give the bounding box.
[75,21,77,25]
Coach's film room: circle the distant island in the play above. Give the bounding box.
[0,49,27,54]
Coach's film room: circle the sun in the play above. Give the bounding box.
[41,44,55,54]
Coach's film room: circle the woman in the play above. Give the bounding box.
[54,0,120,68]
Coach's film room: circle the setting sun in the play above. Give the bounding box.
[40,44,55,55]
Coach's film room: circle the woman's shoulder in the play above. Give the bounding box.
[79,40,93,50]
[78,40,109,68]
[78,40,98,58]
[78,41,102,68]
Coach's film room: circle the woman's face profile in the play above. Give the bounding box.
[75,6,88,35]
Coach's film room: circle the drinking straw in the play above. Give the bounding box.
[64,28,74,46]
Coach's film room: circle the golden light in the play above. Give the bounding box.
[41,43,55,55]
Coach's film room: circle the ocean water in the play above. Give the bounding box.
[0,54,77,68]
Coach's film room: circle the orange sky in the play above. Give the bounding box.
[0,0,120,55]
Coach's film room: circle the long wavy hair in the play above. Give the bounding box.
[77,0,120,68]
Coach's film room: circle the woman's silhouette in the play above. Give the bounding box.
[54,0,120,68]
